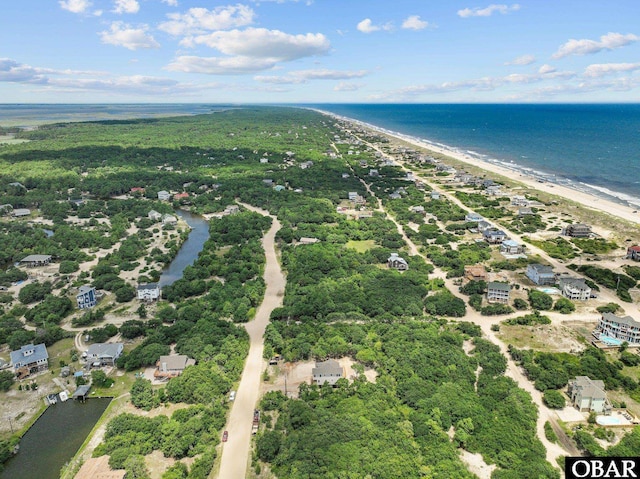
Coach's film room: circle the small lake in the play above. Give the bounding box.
[158,210,209,288]
[0,398,111,479]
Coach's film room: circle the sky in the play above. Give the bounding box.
[1,0,639,103]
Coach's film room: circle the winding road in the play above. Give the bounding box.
[214,203,286,479]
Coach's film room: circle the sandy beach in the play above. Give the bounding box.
[319,110,640,228]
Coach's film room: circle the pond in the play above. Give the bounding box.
[0,398,111,479]
[158,210,209,288]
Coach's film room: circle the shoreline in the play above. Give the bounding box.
[315,108,640,228]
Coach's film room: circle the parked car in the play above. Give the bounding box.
[229,390,236,401]
[222,430,228,442]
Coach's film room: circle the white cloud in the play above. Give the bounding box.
[186,28,330,61]
[166,56,278,74]
[158,5,255,36]
[357,18,393,34]
[113,0,139,14]
[457,4,520,18]
[552,32,639,59]
[99,22,160,50]
[401,15,429,31]
[538,64,556,74]
[504,54,535,65]
[254,69,368,84]
[584,62,640,78]
[162,0,178,5]
[334,82,361,91]
[59,0,92,14]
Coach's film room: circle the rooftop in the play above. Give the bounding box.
[488,282,510,291]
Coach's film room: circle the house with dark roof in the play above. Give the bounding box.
[388,253,408,271]
[558,277,591,301]
[312,359,344,386]
[20,254,52,267]
[526,264,555,285]
[568,376,610,413]
[85,343,124,366]
[487,282,510,304]
[483,229,508,244]
[76,285,97,309]
[10,343,49,377]
[595,313,640,346]
[565,223,592,238]
[155,355,195,380]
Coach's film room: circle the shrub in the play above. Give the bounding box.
[513,298,528,310]
[596,303,620,314]
[504,311,551,326]
[481,304,514,316]
[528,290,553,310]
[544,421,558,443]
[543,390,566,409]
[553,297,575,314]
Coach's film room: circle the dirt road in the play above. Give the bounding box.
[214,203,285,479]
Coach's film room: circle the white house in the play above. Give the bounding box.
[157,191,171,201]
[76,285,97,309]
[500,239,525,255]
[568,376,609,413]
[148,210,162,221]
[162,214,178,225]
[526,264,555,285]
[388,253,409,271]
[85,343,124,366]
[312,359,344,386]
[558,277,591,301]
[137,283,160,301]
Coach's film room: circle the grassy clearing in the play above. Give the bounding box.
[344,239,376,252]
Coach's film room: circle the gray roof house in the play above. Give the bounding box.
[558,277,591,301]
[85,343,124,366]
[20,254,52,267]
[312,359,344,386]
[483,229,508,244]
[565,223,592,238]
[595,313,640,346]
[388,253,408,271]
[155,355,195,379]
[487,282,510,304]
[10,343,49,377]
[526,264,555,285]
[568,376,610,413]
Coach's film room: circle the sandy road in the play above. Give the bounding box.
[214,203,285,479]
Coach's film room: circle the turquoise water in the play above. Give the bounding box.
[597,416,623,426]
[599,334,623,346]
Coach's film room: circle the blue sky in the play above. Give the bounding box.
[1,0,639,102]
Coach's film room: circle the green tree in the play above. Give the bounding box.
[528,290,553,310]
[130,378,159,411]
[553,297,575,314]
[543,390,566,409]
[123,454,150,479]
[0,370,14,391]
[91,370,114,388]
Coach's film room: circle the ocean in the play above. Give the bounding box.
[1,103,639,207]
[309,104,640,208]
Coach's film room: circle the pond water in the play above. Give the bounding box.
[42,229,54,238]
[0,397,111,479]
[158,210,209,288]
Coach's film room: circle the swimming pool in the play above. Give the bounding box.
[536,287,560,294]
[597,416,623,426]
[599,334,623,346]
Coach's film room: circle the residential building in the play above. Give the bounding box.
[10,343,49,377]
[162,214,177,225]
[20,254,52,267]
[565,223,592,238]
[595,313,640,346]
[130,187,145,194]
[85,343,124,366]
[409,205,425,214]
[464,264,487,282]
[430,191,440,200]
[369,169,379,177]
[173,192,189,200]
[157,190,171,201]
[389,192,401,200]
[487,282,510,304]
[348,192,359,201]
[526,264,555,285]
[223,205,240,215]
[485,185,503,196]
[406,172,414,181]
[155,355,195,380]
[12,208,31,217]
[148,210,162,221]
[483,229,508,244]
[558,277,591,301]
[511,195,529,206]
[260,158,269,164]
[477,221,492,233]
[568,376,609,413]
[262,179,273,186]
[388,253,408,271]
[341,173,350,179]
[300,161,314,169]
[298,237,320,245]
[465,213,483,222]
[518,207,534,216]
[76,285,97,309]
[500,239,525,255]
[137,283,160,301]
[627,246,640,261]
[312,359,344,386]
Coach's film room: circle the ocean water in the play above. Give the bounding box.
[309,104,640,208]
[1,103,639,207]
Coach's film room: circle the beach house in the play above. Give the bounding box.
[10,343,49,377]
[595,313,640,346]
[155,355,195,380]
[558,277,591,301]
[487,282,510,304]
[388,253,409,271]
[464,264,487,282]
[626,246,640,261]
[568,376,609,413]
[526,264,555,285]
[137,283,160,301]
[157,190,171,201]
[19,254,52,267]
[565,223,592,238]
[85,343,124,366]
[76,285,97,309]
[312,359,345,386]
[483,229,508,244]
[500,239,525,255]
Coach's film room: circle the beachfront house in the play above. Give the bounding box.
[526,264,556,285]
[19,254,52,267]
[137,283,160,301]
[487,282,510,304]
[627,246,640,261]
[388,253,409,271]
[595,313,640,346]
[155,355,195,380]
[500,239,525,255]
[10,343,49,378]
[565,223,592,238]
[568,376,609,413]
[558,277,591,301]
[477,221,492,233]
[483,229,508,244]
[85,343,124,366]
[76,285,97,309]
[312,359,345,386]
